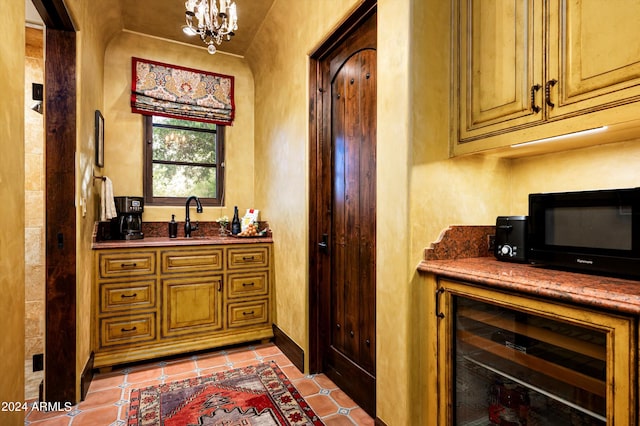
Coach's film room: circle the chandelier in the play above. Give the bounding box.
[183,0,238,55]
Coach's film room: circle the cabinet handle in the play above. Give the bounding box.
[435,288,445,319]
[120,262,138,268]
[242,282,255,287]
[242,256,255,261]
[121,326,137,332]
[530,84,541,113]
[242,310,255,316]
[120,293,137,299]
[217,281,222,292]
[545,79,557,108]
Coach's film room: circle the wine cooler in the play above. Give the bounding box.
[437,280,635,425]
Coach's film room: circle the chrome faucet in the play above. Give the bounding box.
[184,195,203,238]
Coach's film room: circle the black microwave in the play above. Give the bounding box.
[528,187,640,278]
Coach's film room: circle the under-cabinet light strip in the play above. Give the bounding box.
[463,355,606,422]
[510,126,608,148]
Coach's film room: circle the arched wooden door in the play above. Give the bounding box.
[310,3,377,417]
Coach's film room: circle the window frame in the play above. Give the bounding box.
[143,115,225,207]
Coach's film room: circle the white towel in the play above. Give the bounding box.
[101,177,117,221]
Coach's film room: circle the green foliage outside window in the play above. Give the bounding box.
[149,116,221,200]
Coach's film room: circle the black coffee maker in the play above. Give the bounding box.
[113,196,144,240]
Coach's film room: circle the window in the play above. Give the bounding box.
[144,115,224,206]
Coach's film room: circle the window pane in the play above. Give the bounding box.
[152,116,216,130]
[152,163,217,198]
[152,127,216,164]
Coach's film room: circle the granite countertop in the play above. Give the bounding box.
[91,221,273,249]
[418,225,640,315]
[92,235,273,249]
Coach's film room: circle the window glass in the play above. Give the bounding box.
[144,116,224,205]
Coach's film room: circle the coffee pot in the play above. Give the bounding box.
[113,196,144,240]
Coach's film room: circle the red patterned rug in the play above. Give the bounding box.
[127,362,324,425]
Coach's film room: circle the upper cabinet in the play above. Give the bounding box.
[453,0,640,156]
[457,1,544,141]
[548,0,640,117]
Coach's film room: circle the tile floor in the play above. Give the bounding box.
[23,342,374,425]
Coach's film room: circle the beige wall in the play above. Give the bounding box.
[245,0,509,423]
[59,0,122,399]
[103,32,255,224]
[0,0,26,423]
[247,0,362,350]
[509,140,640,212]
[245,0,361,373]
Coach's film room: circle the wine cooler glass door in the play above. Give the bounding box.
[453,295,609,425]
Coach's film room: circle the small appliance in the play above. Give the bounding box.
[113,196,144,240]
[494,216,528,263]
[528,187,640,278]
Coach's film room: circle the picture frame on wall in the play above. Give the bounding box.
[95,110,104,167]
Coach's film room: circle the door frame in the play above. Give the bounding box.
[308,0,377,374]
[32,0,78,403]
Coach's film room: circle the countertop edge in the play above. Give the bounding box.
[418,257,640,315]
[92,236,273,249]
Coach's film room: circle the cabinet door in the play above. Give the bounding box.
[547,0,640,119]
[437,279,635,425]
[458,0,544,142]
[162,276,223,338]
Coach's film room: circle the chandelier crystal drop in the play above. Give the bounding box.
[183,0,238,55]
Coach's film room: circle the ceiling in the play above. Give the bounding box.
[121,0,275,57]
[26,0,274,57]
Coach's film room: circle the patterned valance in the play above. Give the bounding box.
[131,57,235,125]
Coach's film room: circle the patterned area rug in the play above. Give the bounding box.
[127,361,324,425]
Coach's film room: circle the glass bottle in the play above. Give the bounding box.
[231,206,241,235]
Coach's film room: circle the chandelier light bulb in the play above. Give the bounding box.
[184,0,238,55]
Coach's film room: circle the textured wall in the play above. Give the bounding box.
[245,0,360,370]
[103,32,255,223]
[510,140,640,212]
[0,0,26,423]
[246,0,513,423]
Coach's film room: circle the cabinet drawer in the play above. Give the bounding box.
[100,280,156,313]
[227,272,269,299]
[99,251,156,278]
[100,314,155,347]
[161,248,223,274]
[227,246,269,270]
[227,300,269,328]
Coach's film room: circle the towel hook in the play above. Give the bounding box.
[93,170,106,184]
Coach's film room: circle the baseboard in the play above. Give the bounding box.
[272,324,304,373]
[80,352,94,401]
[375,417,388,426]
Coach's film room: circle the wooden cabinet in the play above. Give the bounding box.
[93,243,273,369]
[426,277,636,425]
[454,0,640,155]
[457,0,544,141]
